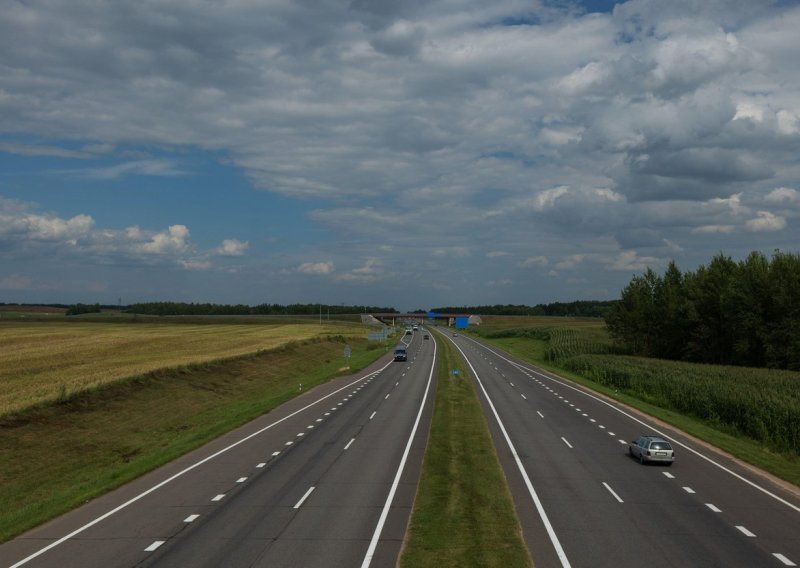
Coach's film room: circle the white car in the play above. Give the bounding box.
[629,435,675,465]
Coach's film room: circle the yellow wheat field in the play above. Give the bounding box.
[0,321,364,416]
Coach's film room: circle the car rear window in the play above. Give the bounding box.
[650,441,672,450]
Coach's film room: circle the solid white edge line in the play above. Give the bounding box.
[773,553,797,566]
[603,482,624,503]
[448,338,571,568]
[293,486,316,509]
[461,335,800,515]
[360,337,437,568]
[344,438,355,450]
[8,364,391,568]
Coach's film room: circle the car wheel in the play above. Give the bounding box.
[665,462,673,467]
[639,453,645,465]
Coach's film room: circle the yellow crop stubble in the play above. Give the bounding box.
[0,321,362,416]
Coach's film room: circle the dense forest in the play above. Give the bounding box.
[126,302,398,316]
[430,300,616,318]
[605,250,800,370]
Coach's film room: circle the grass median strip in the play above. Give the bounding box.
[400,331,532,568]
[0,335,384,543]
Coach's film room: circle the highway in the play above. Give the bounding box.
[444,330,800,568]
[1,331,437,568]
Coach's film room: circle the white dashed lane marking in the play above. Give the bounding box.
[773,553,797,566]
[144,541,165,552]
[603,482,624,503]
[293,487,315,509]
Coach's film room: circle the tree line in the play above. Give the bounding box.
[126,302,399,316]
[429,300,617,318]
[605,250,800,370]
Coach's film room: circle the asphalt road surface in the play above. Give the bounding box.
[1,331,437,568]
[444,331,800,568]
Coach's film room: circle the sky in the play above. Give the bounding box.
[1,0,799,311]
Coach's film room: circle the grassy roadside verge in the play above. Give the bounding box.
[400,330,532,567]
[477,333,800,488]
[0,337,385,543]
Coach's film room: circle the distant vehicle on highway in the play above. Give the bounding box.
[405,330,412,336]
[423,334,429,340]
[452,332,458,337]
[394,346,408,361]
[629,435,675,465]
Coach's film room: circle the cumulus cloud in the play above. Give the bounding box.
[2,0,800,304]
[136,225,190,255]
[745,211,786,232]
[215,239,249,256]
[765,187,799,203]
[610,250,662,272]
[518,256,548,267]
[298,261,335,275]
[334,257,388,282]
[0,198,244,270]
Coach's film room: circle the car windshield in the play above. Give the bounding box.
[650,441,672,450]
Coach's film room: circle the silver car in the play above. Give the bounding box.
[629,435,675,465]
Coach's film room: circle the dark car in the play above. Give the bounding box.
[394,347,408,361]
[423,334,429,340]
[629,435,675,465]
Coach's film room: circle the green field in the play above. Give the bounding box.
[470,316,800,486]
[0,319,388,542]
[0,319,369,416]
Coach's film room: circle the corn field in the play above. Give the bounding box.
[561,354,800,456]
[483,318,800,457]
[543,327,622,361]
